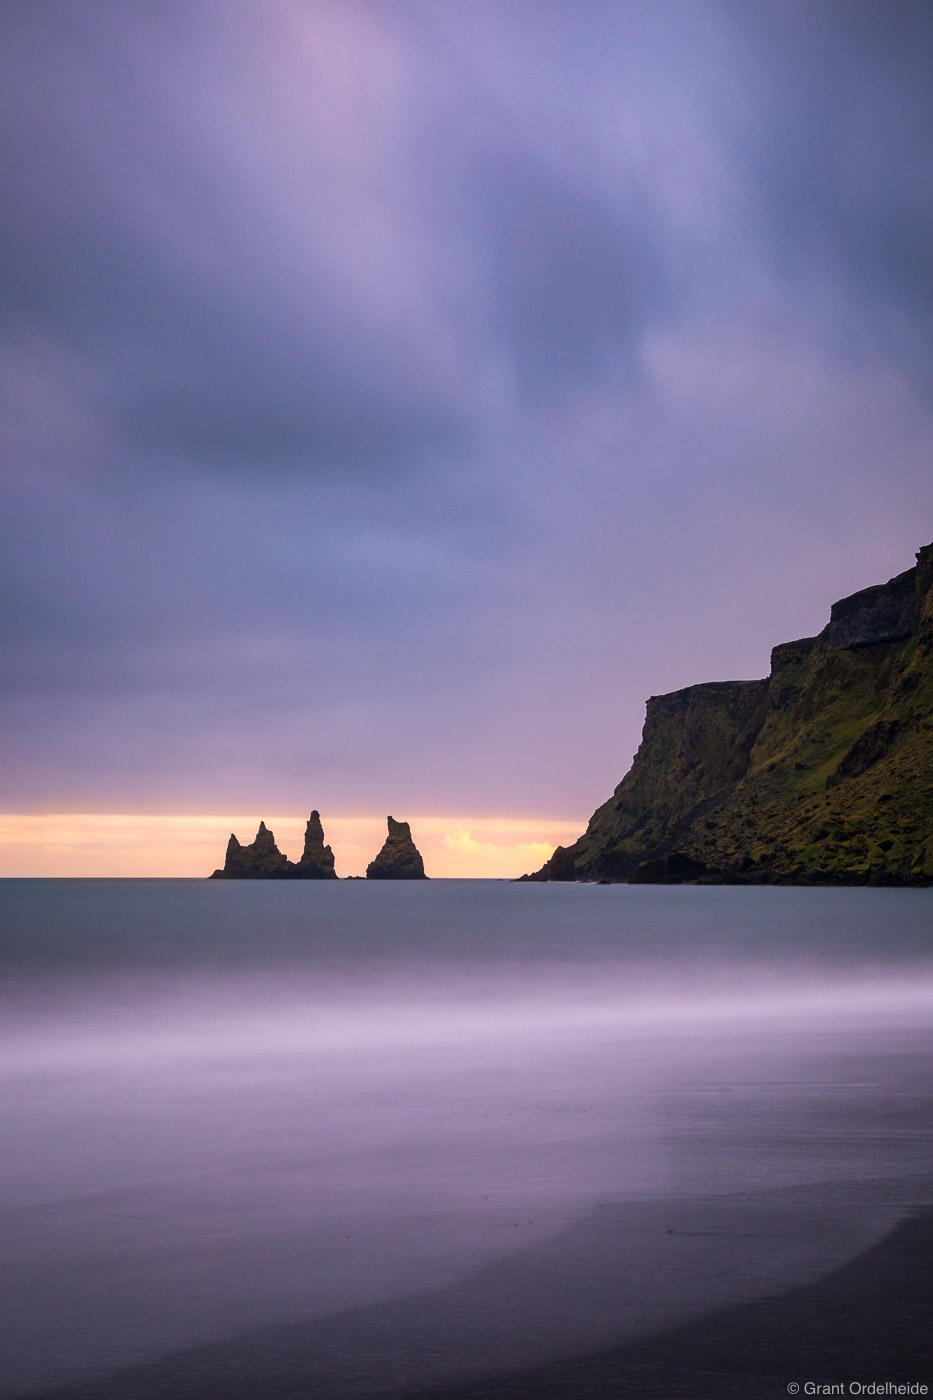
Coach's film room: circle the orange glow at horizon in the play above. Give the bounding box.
[0,813,585,879]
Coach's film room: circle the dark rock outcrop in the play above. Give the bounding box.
[821,567,916,649]
[365,816,428,879]
[294,810,337,879]
[523,678,769,882]
[210,821,291,879]
[210,811,338,878]
[533,845,577,881]
[523,543,933,886]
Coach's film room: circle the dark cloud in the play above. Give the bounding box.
[724,0,933,381]
[0,1,470,478]
[2,0,933,819]
[476,157,670,396]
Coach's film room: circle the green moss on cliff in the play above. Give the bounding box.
[524,543,933,886]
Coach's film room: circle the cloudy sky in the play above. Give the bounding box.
[2,0,933,875]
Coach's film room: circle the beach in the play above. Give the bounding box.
[2,881,932,1400]
[403,1201,933,1399]
[19,1183,933,1399]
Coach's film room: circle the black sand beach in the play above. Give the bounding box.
[403,1204,933,1400]
[5,883,932,1400]
[20,1192,933,1400]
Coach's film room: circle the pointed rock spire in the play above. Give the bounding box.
[209,821,290,878]
[365,816,428,879]
[210,832,244,878]
[295,810,338,879]
[246,821,290,875]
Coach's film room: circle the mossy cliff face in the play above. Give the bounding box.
[210,811,338,879]
[365,816,428,879]
[525,544,933,886]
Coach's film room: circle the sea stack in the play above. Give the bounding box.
[294,810,338,879]
[365,816,428,879]
[210,821,290,878]
[209,811,340,878]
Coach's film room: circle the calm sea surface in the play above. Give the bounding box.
[1,880,932,1397]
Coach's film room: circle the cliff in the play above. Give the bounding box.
[523,543,933,886]
[209,811,338,879]
[365,816,428,879]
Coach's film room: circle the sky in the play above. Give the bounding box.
[2,0,933,876]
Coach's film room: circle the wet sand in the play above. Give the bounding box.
[403,1205,933,1400]
[6,882,933,1400]
[21,1189,933,1400]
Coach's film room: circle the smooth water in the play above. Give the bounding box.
[1,880,932,1397]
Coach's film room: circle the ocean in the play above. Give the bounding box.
[1,879,932,1398]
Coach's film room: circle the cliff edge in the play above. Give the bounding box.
[523,543,933,886]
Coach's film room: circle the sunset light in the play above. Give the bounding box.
[0,813,584,879]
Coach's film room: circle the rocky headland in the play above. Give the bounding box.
[210,811,337,879]
[523,542,933,886]
[365,816,428,879]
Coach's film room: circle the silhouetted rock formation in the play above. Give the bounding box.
[294,810,337,879]
[210,821,291,879]
[209,812,339,879]
[522,542,933,886]
[365,816,428,879]
[533,845,577,882]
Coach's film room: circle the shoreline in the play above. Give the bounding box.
[399,1205,933,1400]
[19,1197,933,1400]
